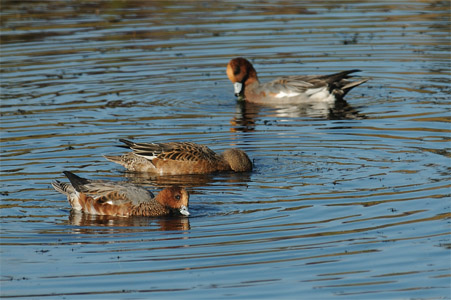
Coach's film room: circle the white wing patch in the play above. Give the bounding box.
[305,86,327,96]
[273,86,335,103]
[306,87,335,102]
[275,91,301,98]
[139,154,158,160]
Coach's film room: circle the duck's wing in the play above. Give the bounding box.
[63,171,154,206]
[265,70,366,97]
[81,181,155,206]
[119,139,218,163]
[264,75,321,95]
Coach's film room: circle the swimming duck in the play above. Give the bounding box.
[226,57,368,104]
[52,171,190,217]
[104,139,252,175]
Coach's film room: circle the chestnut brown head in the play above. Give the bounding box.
[156,186,190,216]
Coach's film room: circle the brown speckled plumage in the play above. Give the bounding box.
[104,139,252,175]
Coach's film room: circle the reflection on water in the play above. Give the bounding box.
[120,170,253,190]
[231,99,366,132]
[1,0,450,299]
[66,211,190,231]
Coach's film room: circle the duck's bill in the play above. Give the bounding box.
[179,205,190,216]
[233,82,243,97]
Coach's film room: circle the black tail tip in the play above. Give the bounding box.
[62,171,90,188]
[62,171,76,180]
[118,138,135,149]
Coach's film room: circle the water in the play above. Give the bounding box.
[1,0,450,299]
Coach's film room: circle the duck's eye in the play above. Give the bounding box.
[175,195,181,200]
[233,65,241,75]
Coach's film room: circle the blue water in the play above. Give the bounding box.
[1,1,450,299]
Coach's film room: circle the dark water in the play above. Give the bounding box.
[1,1,450,299]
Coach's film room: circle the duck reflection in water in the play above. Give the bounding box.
[68,210,190,231]
[230,98,367,132]
[120,170,253,190]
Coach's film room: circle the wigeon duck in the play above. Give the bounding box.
[104,139,252,175]
[52,171,190,217]
[226,57,368,104]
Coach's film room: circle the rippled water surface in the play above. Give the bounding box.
[1,1,450,299]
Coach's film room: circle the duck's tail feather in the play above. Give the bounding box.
[341,78,369,96]
[63,171,90,192]
[51,180,73,195]
[325,69,362,83]
[118,139,135,149]
[324,70,369,98]
[103,154,124,165]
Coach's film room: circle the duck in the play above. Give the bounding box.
[52,171,190,217]
[104,139,252,175]
[226,57,368,104]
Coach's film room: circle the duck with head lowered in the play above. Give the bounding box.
[226,57,368,104]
